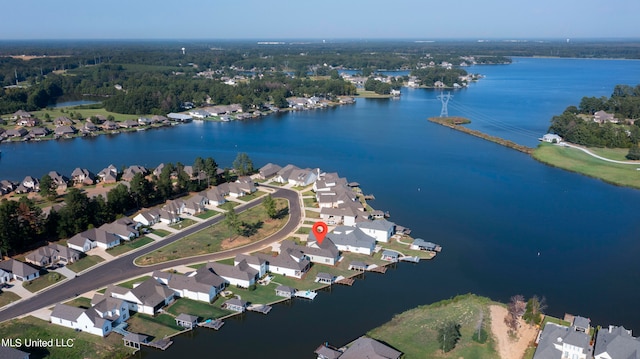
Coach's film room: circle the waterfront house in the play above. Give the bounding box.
[28,127,48,138]
[97,164,118,183]
[202,261,259,289]
[106,278,175,315]
[594,110,617,124]
[381,250,399,262]
[356,219,395,243]
[167,113,193,122]
[81,121,97,132]
[274,164,300,183]
[299,237,341,265]
[540,133,563,143]
[0,259,40,282]
[121,165,147,181]
[594,325,640,359]
[275,285,296,298]
[533,319,592,359]
[222,298,247,312]
[153,163,165,177]
[54,125,76,136]
[258,163,282,179]
[0,180,15,194]
[119,119,138,128]
[288,168,318,187]
[152,271,221,303]
[21,176,39,191]
[53,116,74,127]
[50,294,129,337]
[102,120,118,130]
[316,272,334,285]
[326,228,376,255]
[71,167,95,185]
[348,261,368,272]
[189,109,210,119]
[314,343,343,359]
[410,238,440,252]
[48,171,69,190]
[339,337,402,359]
[255,247,311,279]
[234,254,267,278]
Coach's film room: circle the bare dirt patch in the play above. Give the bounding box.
[489,305,539,359]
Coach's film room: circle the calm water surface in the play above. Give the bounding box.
[1,58,639,358]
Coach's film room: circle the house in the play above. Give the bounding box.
[71,168,95,185]
[410,238,440,252]
[102,120,118,130]
[274,164,300,183]
[21,176,39,191]
[4,128,28,138]
[228,177,256,197]
[540,133,563,143]
[106,278,175,315]
[158,209,180,224]
[381,250,399,262]
[50,294,129,337]
[0,345,30,359]
[163,199,186,215]
[153,270,221,303]
[100,217,139,241]
[0,180,15,194]
[204,261,259,288]
[183,195,207,215]
[68,228,121,252]
[54,125,76,136]
[189,109,210,119]
[11,110,32,120]
[0,269,12,284]
[0,259,40,281]
[255,247,311,279]
[97,164,118,183]
[121,165,147,182]
[314,343,342,359]
[53,116,74,126]
[533,320,592,359]
[594,325,640,359]
[201,187,226,206]
[81,121,97,132]
[25,243,80,267]
[234,254,267,278]
[298,237,340,265]
[275,285,296,298]
[222,298,247,312]
[175,313,199,329]
[259,163,282,179]
[138,117,152,126]
[594,110,617,124]
[326,228,376,255]
[120,119,138,128]
[133,209,160,226]
[316,272,334,284]
[167,113,193,122]
[356,219,395,243]
[123,333,149,350]
[48,171,69,190]
[17,117,39,127]
[288,168,318,187]
[28,127,48,138]
[320,205,361,226]
[339,337,402,359]
[348,261,368,272]
[153,163,165,177]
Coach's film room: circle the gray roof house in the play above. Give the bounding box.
[259,163,282,179]
[205,261,259,288]
[275,285,296,298]
[25,243,80,267]
[153,270,222,303]
[0,345,30,359]
[106,278,175,315]
[50,294,129,337]
[339,337,402,359]
[121,165,147,181]
[534,321,592,359]
[222,298,247,312]
[54,125,76,136]
[100,216,139,241]
[326,228,376,256]
[594,325,640,359]
[0,259,40,281]
[255,247,311,279]
[356,219,395,243]
[68,227,121,252]
[29,127,48,137]
[71,167,95,185]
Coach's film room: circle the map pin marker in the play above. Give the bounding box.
[312,221,328,245]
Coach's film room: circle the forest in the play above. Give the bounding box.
[548,84,640,150]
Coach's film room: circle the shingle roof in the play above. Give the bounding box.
[51,303,84,322]
[340,337,402,359]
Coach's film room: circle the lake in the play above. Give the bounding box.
[1,58,639,358]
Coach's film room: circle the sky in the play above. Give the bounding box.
[1,0,638,40]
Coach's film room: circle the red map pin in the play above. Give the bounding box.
[312,221,328,245]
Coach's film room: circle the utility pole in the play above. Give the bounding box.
[437,92,452,117]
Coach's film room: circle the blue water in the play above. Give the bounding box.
[1,58,639,357]
[50,100,101,108]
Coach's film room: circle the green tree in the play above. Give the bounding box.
[39,174,57,201]
[224,208,241,241]
[57,188,91,237]
[437,321,461,353]
[262,194,277,219]
[627,146,640,160]
[523,296,546,326]
[233,152,254,176]
[130,172,154,207]
[106,184,132,215]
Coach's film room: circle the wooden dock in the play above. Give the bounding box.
[199,319,224,330]
[335,277,355,286]
[143,339,173,351]
[247,304,272,314]
[367,265,387,273]
[399,256,420,263]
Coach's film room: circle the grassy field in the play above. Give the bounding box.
[0,291,20,308]
[27,107,141,122]
[170,218,197,229]
[0,316,132,359]
[218,201,239,211]
[367,294,498,359]
[106,236,154,256]
[305,209,320,219]
[587,147,632,161]
[66,255,105,273]
[135,198,289,265]
[64,296,92,308]
[236,190,267,202]
[166,297,233,319]
[532,143,640,189]
[355,89,393,98]
[116,275,151,289]
[126,312,183,339]
[152,228,171,237]
[196,209,220,219]
[22,272,67,293]
[303,197,318,207]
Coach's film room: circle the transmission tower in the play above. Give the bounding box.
[437,92,452,117]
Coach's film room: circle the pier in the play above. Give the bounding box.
[294,290,318,300]
[399,256,420,263]
[367,265,387,273]
[143,338,173,351]
[199,319,224,330]
[335,277,355,286]
[247,304,273,314]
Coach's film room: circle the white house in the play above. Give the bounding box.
[203,261,259,289]
[153,271,221,303]
[133,209,160,227]
[327,227,376,255]
[356,219,395,243]
[255,247,311,279]
[106,278,175,315]
[534,322,591,359]
[50,295,129,337]
[0,259,40,282]
[540,133,563,143]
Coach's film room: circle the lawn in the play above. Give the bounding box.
[302,190,316,196]
[29,107,141,122]
[533,143,640,189]
[66,255,105,273]
[295,227,311,235]
[218,201,239,211]
[0,291,20,308]
[126,312,183,339]
[22,272,67,293]
[305,209,320,219]
[152,228,171,237]
[64,296,92,308]
[303,197,318,207]
[196,209,220,219]
[587,146,633,161]
[0,316,131,359]
[236,190,267,202]
[379,236,436,260]
[166,298,233,320]
[170,218,196,229]
[106,236,154,256]
[367,294,498,359]
[135,198,289,265]
[355,89,393,98]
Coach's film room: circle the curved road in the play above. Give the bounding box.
[558,142,640,165]
[0,187,302,323]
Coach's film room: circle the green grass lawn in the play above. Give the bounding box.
[379,236,435,260]
[66,255,105,273]
[116,276,151,289]
[0,316,131,359]
[136,199,289,265]
[303,197,318,207]
[22,272,66,293]
[218,201,239,211]
[302,190,316,196]
[0,291,20,308]
[151,228,171,237]
[196,209,220,219]
[295,227,311,235]
[166,298,233,320]
[126,312,183,339]
[64,296,92,308]
[106,236,154,256]
[29,107,141,122]
[170,218,196,229]
[305,209,320,219]
[356,89,393,98]
[367,294,498,359]
[587,147,632,161]
[236,190,267,202]
[532,143,640,189]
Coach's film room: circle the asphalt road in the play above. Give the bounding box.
[0,187,302,323]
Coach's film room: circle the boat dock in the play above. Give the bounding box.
[335,277,355,286]
[367,265,387,273]
[143,339,173,351]
[399,256,420,263]
[294,290,318,300]
[199,319,224,330]
[247,304,272,314]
